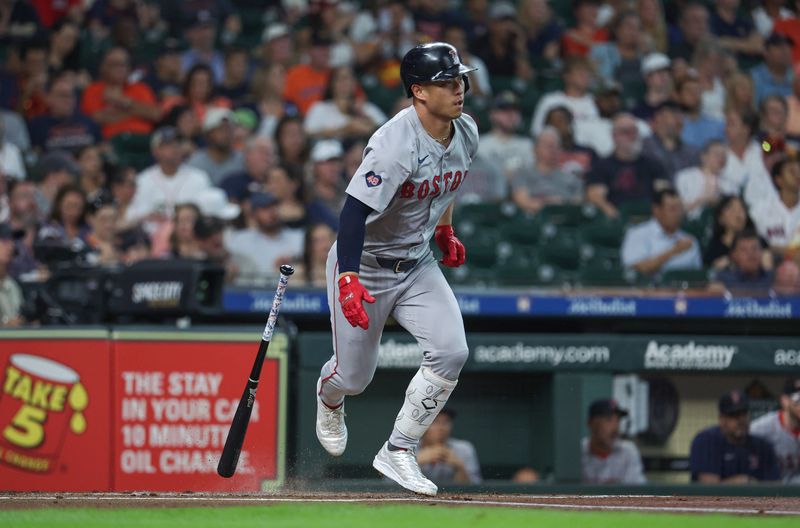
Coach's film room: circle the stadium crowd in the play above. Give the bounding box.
[4,0,800,326]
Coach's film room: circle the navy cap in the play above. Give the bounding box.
[189,10,214,28]
[718,389,749,415]
[784,377,800,395]
[588,398,628,419]
[492,90,519,110]
[766,32,794,47]
[250,192,280,209]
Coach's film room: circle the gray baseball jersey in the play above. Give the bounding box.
[750,411,800,483]
[581,438,647,484]
[318,105,479,450]
[345,106,480,260]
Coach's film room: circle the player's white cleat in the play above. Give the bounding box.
[315,379,347,456]
[372,441,438,496]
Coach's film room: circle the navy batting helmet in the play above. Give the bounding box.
[400,42,477,98]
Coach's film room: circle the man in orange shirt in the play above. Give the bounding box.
[81,47,161,139]
[283,33,332,116]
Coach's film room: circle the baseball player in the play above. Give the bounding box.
[314,42,479,496]
[750,377,800,483]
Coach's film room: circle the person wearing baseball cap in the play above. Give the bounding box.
[581,398,646,484]
[633,53,673,120]
[0,222,23,327]
[689,389,780,483]
[186,108,245,185]
[750,378,800,483]
[416,408,482,485]
[751,32,794,106]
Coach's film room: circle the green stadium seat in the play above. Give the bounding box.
[619,200,652,226]
[580,220,624,249]
[111,133,152,171]
[539,203,587,227]
[498,217,542,246]
[577,263,648,288]
[659,268,711,289]
[536,237,582,271]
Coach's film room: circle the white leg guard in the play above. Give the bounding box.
[393,367,457,440]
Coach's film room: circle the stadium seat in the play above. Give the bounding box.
[577,263,648,288]
[537,236,582,271]
[498,217,542,246]
[619,200,652,226]
[659,268,711,289]
[539,203,587,227]
[111,133,152,171]
[580,220,625,250]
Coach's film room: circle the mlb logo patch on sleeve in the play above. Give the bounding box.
[365,171,382,187]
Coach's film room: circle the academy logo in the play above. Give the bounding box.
[365,171,382,188]
[644,341,737,370]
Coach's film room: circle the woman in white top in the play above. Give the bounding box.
[676,139,727,220]
[303,65,386,141]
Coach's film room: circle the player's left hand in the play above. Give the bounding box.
[435,225,466,267]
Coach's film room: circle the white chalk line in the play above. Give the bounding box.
[0,495,798,516]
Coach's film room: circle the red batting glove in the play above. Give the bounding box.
[338,274,376,330]
[435,225,466,267]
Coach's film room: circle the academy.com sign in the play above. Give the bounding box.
[474,343,610,366]
[644,341,737,370]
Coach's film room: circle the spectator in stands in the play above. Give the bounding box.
[709,0,764,61]
[31,151,78,218]
[306,139,346,229]
[774,2,800,64]
[752,0,794,39]
[165,64,231,125]
[668,2,711,63]
[751,33,794,107]
[117,226,151,265]
[217,47,251,106]
[639,0,668,53]
[194,216,234,280]
[719,110,768,200]
[252,62,297,140]
[0,118,25,180]
[126,126,211,226]
[705,196,771,271]
[0,224,23,327]
[17,39,49,120]
[441,25,491,98]
[37,184,88,246]
[724,71,756,115]
[0,99,29,153]
[576,78,649,157]
[283,32,332,116]
[689,389,780,483]
[561,0,609,57]
[587,113,669,219]
[260,23,294,69]
[304,65,386,142]
[642,101,699,180]
[531,56,599,136]
[518,0,563,62]
[180,10,224,83]
[678,74,726,149]
[787,67,800,138]
[84,197,119,265]
[159,103,201,160]
[675,140,726,220]
[274,115,310,178]
[471,1,532,80]
[46,18,81,74]
[141,38,184,102]
[187,108,244,185]
[589,10,645,91]
[220,136,276,204]
[81,47,160,140]
[109,165,137,230]
[774,259,800,295]
[479,91,534,190]
[710,230,775,295]
[296,222,336,287]
[75,145,106,205]
[693,42,727,120]
[750,157,800,254]
[224,191,303,286]
[750,377,800,483]
[29,71,100,156]
[5,180,43,281]
[633,53,673,121]
[758,95,799,171]
[544,106,596,179]
[266,165,308,230]
[512,127,582,214]
[417,408,482,485]
[164,203,202,259]
[621,188,702,276]
[581,398,645,484]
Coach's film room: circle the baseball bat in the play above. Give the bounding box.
[217,264,295,478]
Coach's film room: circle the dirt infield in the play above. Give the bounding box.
[2,493,800,516]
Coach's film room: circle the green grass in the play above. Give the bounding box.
[0,504,795,528]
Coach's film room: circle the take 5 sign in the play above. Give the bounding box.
[111,330,288,491]
[0,330,112,491]
[0,329,288,492]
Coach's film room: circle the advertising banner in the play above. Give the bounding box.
[112,330,288,492]
[0,330,112,491]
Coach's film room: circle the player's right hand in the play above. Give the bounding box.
[338,274,375,330]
